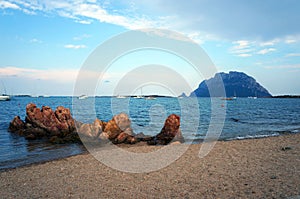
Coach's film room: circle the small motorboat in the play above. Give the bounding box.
[221,97,236,101]
[78,95,88,100]
[0,94,10,101]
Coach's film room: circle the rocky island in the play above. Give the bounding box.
[190,71,272,97]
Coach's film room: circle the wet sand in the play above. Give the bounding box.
[1,134,299,198]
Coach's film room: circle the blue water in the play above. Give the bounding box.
[0,96,300,170]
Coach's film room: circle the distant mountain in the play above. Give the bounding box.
[190,71,272,97]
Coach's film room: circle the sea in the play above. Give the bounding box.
[0,96,300,170]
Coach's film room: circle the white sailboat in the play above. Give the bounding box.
[0,81,10,101]
[116,95,126,99]
[133,87,144,99]
[0,95,10,101]
[145,96,156,100]
[78,94,88,100]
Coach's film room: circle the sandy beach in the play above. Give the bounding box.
[1,134,299,198]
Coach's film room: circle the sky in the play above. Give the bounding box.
[0,0,300,96]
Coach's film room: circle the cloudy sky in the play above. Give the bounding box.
[0,0,299,96]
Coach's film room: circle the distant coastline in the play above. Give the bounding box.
[11,95,300,98]
[271,95,300,98]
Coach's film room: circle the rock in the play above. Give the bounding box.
[147,114,184,145]
[8,116,25,132]
[25,103,75,136]
[114,132,129,144]
[55,106,76,135]
[99,132,109,140]
[9,103,77,143]
[170,141,181,145]
[135,132,152,141]
[104,113,133,140]
[126,136,138,144]
[76,121,102,139]
[190,71,272,97]
[23,128,47,139]
[8,103,185,146]
[25,134,36,140]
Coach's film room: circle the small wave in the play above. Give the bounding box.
[291,129,300,133]
[225,133,280,141]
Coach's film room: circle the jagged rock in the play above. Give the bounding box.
[76,120,102,139]
[8,116,25,132]
[8,103,185,146]
[113,132,138,144]
[9,103,78,142]
[104,113,134,140]
[147,114,184,145]
[25,104,75,136]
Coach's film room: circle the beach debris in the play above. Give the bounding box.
[147,114,185,145]
[281,146,292,151]
[270,175,277,179]
[8,103,185,145]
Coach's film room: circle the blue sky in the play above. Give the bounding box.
[0,0,300,96]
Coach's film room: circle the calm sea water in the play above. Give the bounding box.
[0,96,300,170]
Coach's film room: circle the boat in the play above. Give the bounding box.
[0,95,10,101]
[221,97,236,101]
[133,95,144,99]
[78,95,88,100]
[145,96,156,100]
[0,81,10,101]
[133,87,144,99]
[116,95,126,99]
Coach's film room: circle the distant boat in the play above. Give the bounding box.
[145,96,156,100]
[221,97,236,101]
[133,87,144,99]
[0,81,10,101]
[248,96,257,99]
[116,95,126,99]
[133,96,144,99]
[0,94,10,101]
[78,95,88,100]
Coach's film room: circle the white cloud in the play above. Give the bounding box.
[29,38,42,43]
[4,0,164,30]
[285,53,300,57]
[129,0,300,42]
[0,1,20,9]
[229,40,255,57]
[265,64,300,69]
[237,54,252,57]
[0,66,111,84]
[285,39,296,44]
[259,39,280,46]
[73,34,91,41]
[233,40,251,49]
[75,19,92,24]
[0,66,78,82]
[64,44,87,49]
[257,48,276,55]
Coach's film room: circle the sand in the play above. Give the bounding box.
[0,134,299,198]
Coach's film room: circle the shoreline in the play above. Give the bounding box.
[1,132,294,172]
[1,134,299,198]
